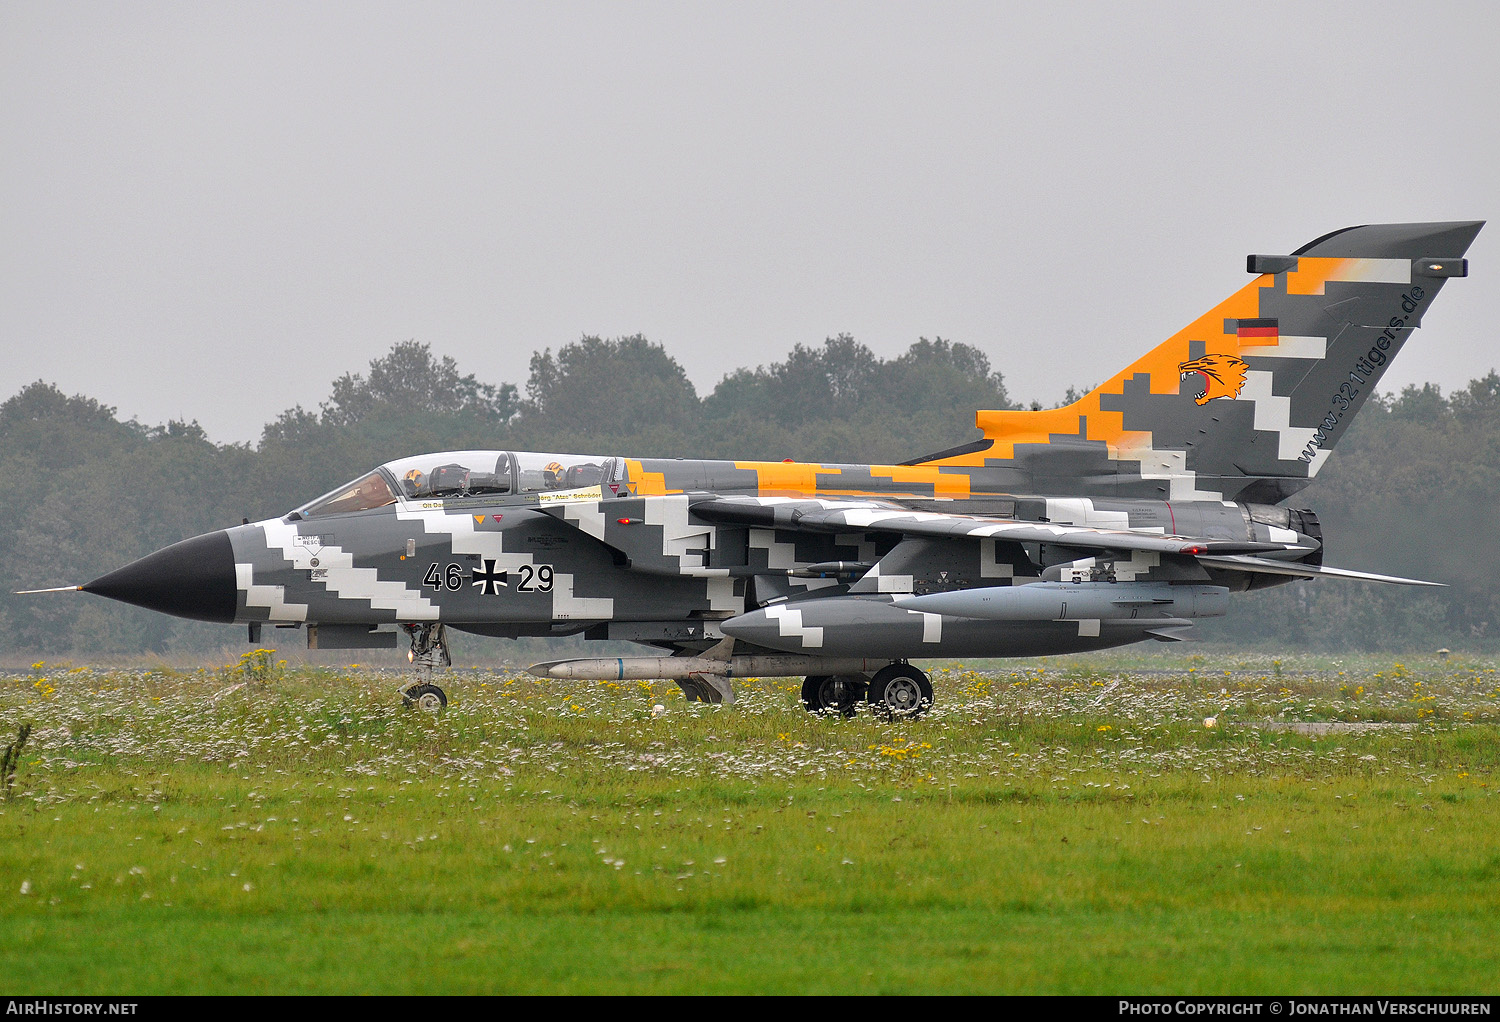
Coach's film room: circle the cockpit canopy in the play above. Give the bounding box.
[388,451,515,500]
[295,450,616,518]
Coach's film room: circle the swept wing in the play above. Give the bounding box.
[692,496,1290,556]
[691,496,1437,586]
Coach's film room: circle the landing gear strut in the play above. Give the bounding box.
[401,623,450,711]
[800,674,869,717]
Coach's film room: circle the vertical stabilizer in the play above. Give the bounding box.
[931,222,1482,502]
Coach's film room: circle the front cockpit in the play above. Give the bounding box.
[387,451,517,500]
[293,450,620,518]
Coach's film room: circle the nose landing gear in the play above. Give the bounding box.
[401,623,451,712]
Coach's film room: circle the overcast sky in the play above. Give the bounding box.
[3,1,1496,445]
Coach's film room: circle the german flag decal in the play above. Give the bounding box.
[1231,318,1279,340]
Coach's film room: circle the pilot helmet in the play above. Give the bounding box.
[543,461,565,488]
[403,469,427,495]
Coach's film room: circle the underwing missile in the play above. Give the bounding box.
[528,655,884,681]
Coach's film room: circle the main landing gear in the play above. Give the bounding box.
[401,622,450,712]
[801,663,934,718]
[866,663,934,718]
[800,674,869,717]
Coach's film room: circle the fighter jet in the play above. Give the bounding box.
[27,221,1482,716]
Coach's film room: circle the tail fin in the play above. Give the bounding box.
[940,222,1483,502]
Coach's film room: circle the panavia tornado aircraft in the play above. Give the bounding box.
[28,221,1482,715]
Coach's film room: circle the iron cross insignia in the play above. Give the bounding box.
[470,559,508,595]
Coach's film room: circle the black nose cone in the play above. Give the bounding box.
[83,530,237,623]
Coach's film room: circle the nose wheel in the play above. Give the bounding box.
[402,682,448,712]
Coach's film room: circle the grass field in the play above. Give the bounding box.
[2,650,1498,994]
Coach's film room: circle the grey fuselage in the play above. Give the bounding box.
[194,455,1310,659]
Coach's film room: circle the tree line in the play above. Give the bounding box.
[1,335,1495,657]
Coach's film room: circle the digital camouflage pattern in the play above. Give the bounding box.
[63,222,1482,713]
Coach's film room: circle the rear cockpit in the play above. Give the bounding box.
[292,450,619,518]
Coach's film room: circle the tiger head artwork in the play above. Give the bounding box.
[1178,354,1249,405]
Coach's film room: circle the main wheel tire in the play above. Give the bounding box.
[403,682,448,712]
[800,675,867,716]
[867,664,933,718]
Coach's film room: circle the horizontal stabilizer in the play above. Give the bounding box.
[1196,555,1443,587]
